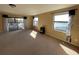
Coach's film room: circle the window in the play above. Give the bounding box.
[16,18,24,30]
[54,12,70,33]
[33,16,38,27]
[5,17,24,31]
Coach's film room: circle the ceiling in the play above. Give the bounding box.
[0,4,76,16]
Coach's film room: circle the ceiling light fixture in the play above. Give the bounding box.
[9,4,16,8]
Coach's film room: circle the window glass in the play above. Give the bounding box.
[54,13,70,33]
[33,17,38,26]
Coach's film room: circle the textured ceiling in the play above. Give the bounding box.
[0,4,76,16]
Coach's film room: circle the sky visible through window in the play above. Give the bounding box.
[54,14,70,21]
[54,13,70,32]
[33,17,38,26]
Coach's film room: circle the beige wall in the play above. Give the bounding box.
[71,6,79,46]
[38,12,66,41]
[0,5,79,47]
[0,14,33,32]
[37,5,79,47]
[0,15,3,32]
[26,16,33,29]
[0,12,33,30]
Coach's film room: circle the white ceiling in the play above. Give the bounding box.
[0,4,76,16]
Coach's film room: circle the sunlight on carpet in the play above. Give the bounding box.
[30,30,37,39]
[59,44,79,55]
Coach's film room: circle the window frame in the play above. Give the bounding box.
[33,16,38,27]
[53,12,70,33]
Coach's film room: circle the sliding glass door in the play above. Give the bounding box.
[8,18,18,31]
[4,17,25,32]
[16,18,24,30]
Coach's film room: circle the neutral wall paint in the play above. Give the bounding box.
[71,6,79,47]
[0,14,33,32]
[26,16,33,29]
[0,15,3,32]
[0,5,79,47]
[37,5,79,47]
